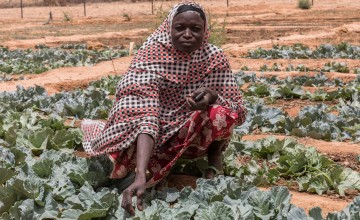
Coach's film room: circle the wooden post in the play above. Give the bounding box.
[20,0,23,18]
[83,0,86,17]
[151,0,154,15]
[227,0,229,7]
[312,0,314,5]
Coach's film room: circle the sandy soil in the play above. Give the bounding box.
[0,55,358,94]
[0,56,133,93]
[266,99,338,117]
[1,0,360,216]
[230,58,360,73]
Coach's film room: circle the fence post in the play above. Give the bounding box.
[152,0,154,15]
[227,0,229,7]
[84,0,86,16]
[20,0,23,18]
[312,0,314,5]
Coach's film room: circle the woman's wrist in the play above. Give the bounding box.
[135,172,147,182]
[135,133,154,183]
[210,91,218,104]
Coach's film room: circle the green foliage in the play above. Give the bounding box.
[224,137,360,196]
[241,66,249,71]
[153,3,170,30]
[207,10,227,47]
[0,45,128,75]
[260,63,282,72]
[234,71,342,87]
[89,75,122,95]
[0,109,82,153]
[236,71,359,102]
[0,149,114,219]
[298,0,312,9]
[247,43,360,59]
[322,62,350,73]
[236,99,360,142]
[0,74,359,218]
[1,148,359,220]
[62,11,72,22]
[0,85,113,119]
[286,64,311,72]
[122,13,131,21]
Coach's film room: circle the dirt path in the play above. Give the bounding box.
[230,58,360,72]
[236,71,359,82]
[1,55,358,94]
[0,56,133,94]
[2,29,150,50]
[223,31,336,55]
[266,99,338,118]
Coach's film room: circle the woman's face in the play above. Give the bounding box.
[171,11,205,53]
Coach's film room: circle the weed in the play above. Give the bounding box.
[354,68,360,74]
[271,63,281,71]
[298,0,311,9]
[260,65,269,72]
[154,2,169,28]
[122,13,131,22]
[241,66,250,71]
[63,11,72,22]
[296,64,310,72]
[322,62,349,73]
[207,10,227,47]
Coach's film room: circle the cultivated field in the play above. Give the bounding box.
[0,0,360,219]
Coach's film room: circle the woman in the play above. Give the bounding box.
[81,2,246,215]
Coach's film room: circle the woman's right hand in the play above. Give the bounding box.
[121,176,146,216]
[186,87,218,111]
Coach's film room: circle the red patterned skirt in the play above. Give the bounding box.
[107,105,238,188]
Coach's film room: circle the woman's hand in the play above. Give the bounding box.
[121,175,146,216]
[186,87,218,111]
[121,133,154,215]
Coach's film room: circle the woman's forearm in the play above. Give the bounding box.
[135,133,154,180]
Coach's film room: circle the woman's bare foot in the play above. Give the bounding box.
[206,140,226,179]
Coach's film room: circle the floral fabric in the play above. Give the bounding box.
[109,105,237,187]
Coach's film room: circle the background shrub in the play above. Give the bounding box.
[298,0,312,9]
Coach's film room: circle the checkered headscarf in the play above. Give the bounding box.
[129,2,220,83]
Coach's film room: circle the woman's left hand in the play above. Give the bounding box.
[121,176,146,216]
[186,87,218,111]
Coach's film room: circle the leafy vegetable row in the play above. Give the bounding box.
[238,100,360,142]
[0,85,113,119]
[0,78,359,218]
[224,136,360,196]
[1,75,359,144]
[242,61,358,74]
[235,72,359,87]
[1,146,359,219]
[0,45,128,75]
[241,80,359,102]
[247,42,360,59]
